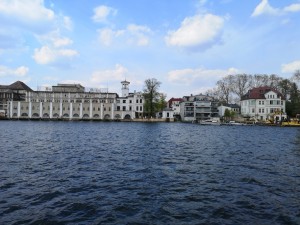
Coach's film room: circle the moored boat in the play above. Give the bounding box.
[199,120,221,125]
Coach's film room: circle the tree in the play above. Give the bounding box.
[278,79,292,99]
[157,93,167,112]
[216,75,234,104]
[143,78,161,117]
[224,108,234,120]
[287,82,300,117]
[231,74,251,100]
[292,70,300,88]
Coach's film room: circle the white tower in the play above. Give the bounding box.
[121,80,130,97]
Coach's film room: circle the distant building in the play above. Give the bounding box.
[5,80,144,120]
[0,81,33,117]
[168,97,182,118]
[218,104,240,117]
[240,86,286,121]
[180,94,219,122]
[156,108,174,121]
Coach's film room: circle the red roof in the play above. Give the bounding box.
[168,97,183,108]
[241,86,285,100]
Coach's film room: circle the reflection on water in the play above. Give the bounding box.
[0,121,300,225]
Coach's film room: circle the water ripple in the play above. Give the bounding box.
[0,121,299,224]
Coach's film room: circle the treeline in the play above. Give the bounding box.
[205,70,300,116]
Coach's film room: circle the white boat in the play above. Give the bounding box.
[199,120,221,125]
[222,121,246,126]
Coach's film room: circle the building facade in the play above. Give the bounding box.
[168,98,182,118]
[240,86,286,121]
[5,80,144,120]
[180,94,219,122]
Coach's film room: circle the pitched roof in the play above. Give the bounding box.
[241,86,285,100]
[168,97,182,102]
[8,81,33,92]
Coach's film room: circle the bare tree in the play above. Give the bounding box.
[250,74,269,88]
[231,74,251,100]
[216,75,234,104]
[267,74,282,89]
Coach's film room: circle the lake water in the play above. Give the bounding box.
[0,121,300,225]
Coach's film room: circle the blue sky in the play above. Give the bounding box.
[1,0,300,98]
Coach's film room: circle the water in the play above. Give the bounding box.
[0,121,300,225]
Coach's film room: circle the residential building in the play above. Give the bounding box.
[180,94,219,122]
[240,86,286,121]
[218,104,240,117]
[168,97,182,118]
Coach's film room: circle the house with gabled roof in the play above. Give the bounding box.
[240,86,286,121]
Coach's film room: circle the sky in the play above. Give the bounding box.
[1,0,300,98]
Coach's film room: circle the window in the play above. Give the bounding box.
[117,106,120,110]
[129,106,132,111]
[140,106,142,111]
[262,109,265,113]
[136,106,139,111]
[140,99,142,103]
[123,100,126,103]
[259,101,261,105]
[98,107,100,111]
[136,99,138,103]
[129,100,132,103]
[259,108,261,113]
[123,106,126,111]
[262,101,264,105]
[270,100,273,105]
[252,108,255,113]
[109,107,111,111]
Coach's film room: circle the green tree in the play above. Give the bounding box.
[287,82,300,117]
[143,78,161,117]
[157,93,167,112]
[224,108,231,120]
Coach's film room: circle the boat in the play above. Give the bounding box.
[221,121,246,126]
[199,119,221,125]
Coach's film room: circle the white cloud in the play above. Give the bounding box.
[167,67,239,85]
[63,16,73,31]
[33,46,79,65]
[92,5,117,23]
[36,30,73,47]
[252,0,300,17]
[0,65,29,77]
[0,0,55,22]
[97,24,151,47]
[281,60,300,73]
[98,28,119,46]
[53,37,73,47]
[165,14,224,49]
[283,3,300,12]
[251,0,279,17]
[91,64,128,83]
